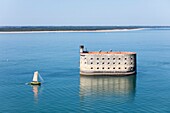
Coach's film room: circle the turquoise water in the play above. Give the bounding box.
[0,29,170,112]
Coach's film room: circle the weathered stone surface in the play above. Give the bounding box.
[80,46,136,76]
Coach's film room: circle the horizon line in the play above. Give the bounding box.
[0,25,170,27]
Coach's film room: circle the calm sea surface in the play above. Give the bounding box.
[0,29,170,113]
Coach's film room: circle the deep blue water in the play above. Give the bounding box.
[0,29,170,112]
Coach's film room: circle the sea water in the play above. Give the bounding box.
[0,29,170,112]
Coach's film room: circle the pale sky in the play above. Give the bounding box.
[0,0,170,26]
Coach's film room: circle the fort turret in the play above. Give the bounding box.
[80,45,84,53]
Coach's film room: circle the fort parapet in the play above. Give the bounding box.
[80,45,136,76]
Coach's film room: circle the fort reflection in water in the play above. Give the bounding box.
[80,75,136,101]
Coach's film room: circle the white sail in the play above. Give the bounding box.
[33,71,38,82]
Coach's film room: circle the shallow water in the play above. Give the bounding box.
[0,29,170,112]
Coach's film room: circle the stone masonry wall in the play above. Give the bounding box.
[80,53,136,75]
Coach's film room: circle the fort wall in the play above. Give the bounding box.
[80,45,136,75]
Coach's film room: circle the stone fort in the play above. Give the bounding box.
[80,45,136,75]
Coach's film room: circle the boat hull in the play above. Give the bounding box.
[29,82,41,85]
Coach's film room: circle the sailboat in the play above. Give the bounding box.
[29,71,41,85]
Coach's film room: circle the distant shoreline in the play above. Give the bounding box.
[0,28,144,34]
[1,25,170,34]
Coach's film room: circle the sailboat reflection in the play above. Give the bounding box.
[32,85,40,102]
[80,75,136,101]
